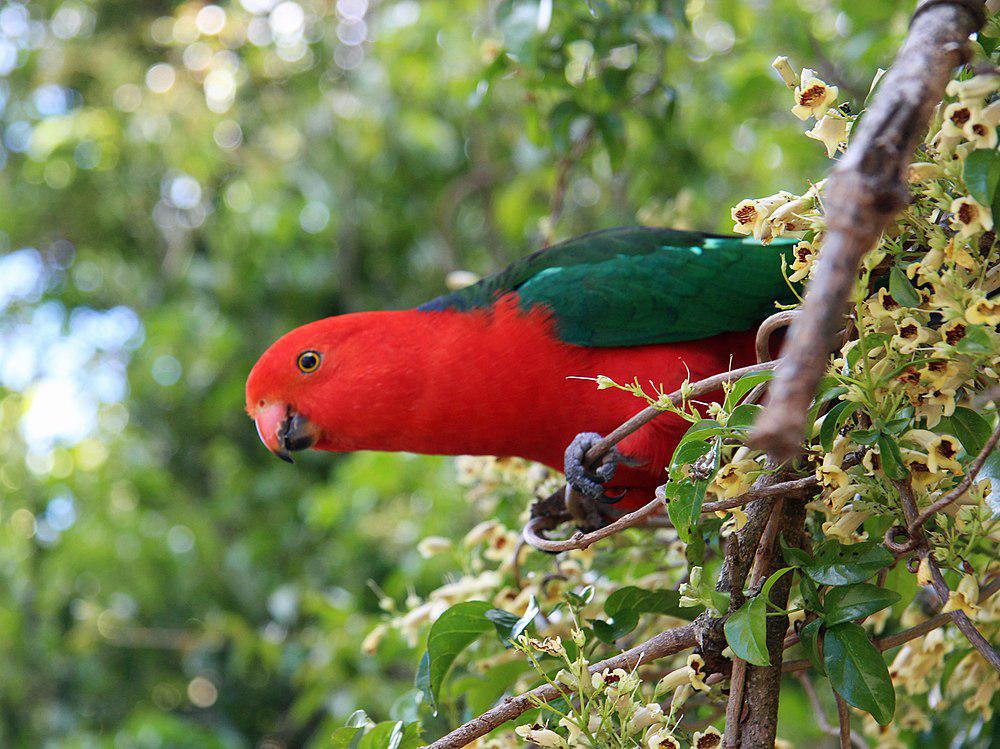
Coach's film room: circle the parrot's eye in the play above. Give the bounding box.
[296,350,321,373]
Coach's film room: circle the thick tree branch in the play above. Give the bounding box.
[751,0,986,461]
[423,623,698,749]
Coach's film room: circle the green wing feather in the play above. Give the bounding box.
[419,227,798,347]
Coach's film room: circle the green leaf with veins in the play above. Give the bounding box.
[822,583,900,627]
[799,618,825,674]
[724,371,774,411]
[724,596,770,666]
[416,601,493,711]
[802,540,893,586]
[824,622,895,725]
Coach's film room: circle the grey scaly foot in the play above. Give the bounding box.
[564,431,627,504]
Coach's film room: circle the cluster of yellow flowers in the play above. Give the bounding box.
[727,57,1000,744]
[502,630,722,749]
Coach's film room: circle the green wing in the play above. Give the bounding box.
[418,227,798,347]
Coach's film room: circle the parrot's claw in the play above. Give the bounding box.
[564,431,625,504]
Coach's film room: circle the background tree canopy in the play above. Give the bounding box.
[0,0,940,746]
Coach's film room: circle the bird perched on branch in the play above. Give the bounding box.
[246,227,795,511]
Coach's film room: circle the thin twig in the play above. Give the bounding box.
[521,495,666,552]
[834,690,852,749]
[921,551,1000,673]
[795,673,866,748]
[908,423,1000,533]
[585,362,778,466]
[755,310,797,363]
[751,0,985,460]
[423,623,699,749]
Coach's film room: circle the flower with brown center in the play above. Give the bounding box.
[792,69,839,120]
[950,196,993,238]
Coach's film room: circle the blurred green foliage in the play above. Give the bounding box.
[0,0,916,745]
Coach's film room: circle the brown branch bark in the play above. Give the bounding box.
[424,624,699,749]
[725,499,808,748]
[751,0,986,461]
[834,690,852,749]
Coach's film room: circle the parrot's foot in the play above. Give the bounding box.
[564,431,628,504]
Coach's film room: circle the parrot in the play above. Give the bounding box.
[246,227,796,511]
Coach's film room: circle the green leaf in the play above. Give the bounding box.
[877,433,907,480]
[803,540,893,586]
[799,618,825,674]
[820,400,855,453]
[548,100,584,152]
[963,148,1000,207]
[824,623,895,725]
[724,596,770,666]
[779,533,813,569]
[358,722,404,749]
[822,583,900,627]
[760,567,794,600]
[956,324,994,356]
[596,113,626,169]
[849,428,880,445]
[416,601,493,710]
[936,406,993,456]
[727,403,762,431]
[330,727,363,749]
[888,266,921,307]
[666,479,710,543]
[597,587,701,642]
[724,371,774,411]
[485,596,538,647]
[670,439,712,470]
[799,576,822,613]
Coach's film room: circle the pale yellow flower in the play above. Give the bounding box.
[946,72,1000,101]
[792,69,838,120]
[942,575,979,616]
[645,729,680,749]
[907,162,940,182]
[914,388,956,428]
[514,723,567,748]
[361,623,388,655]
[963,115,998,149]
[627,703,664,733]
[822,509,871,543]
[903,430,963,474]
[417,536,453,558]
[789,240,818,282]
[806,114,850,157]
[941,101,980,137]
[950,196,993,238]
[771,56,797,87]
[519,635,566,658]
[901,449,942,490]
[893,316,931,354]
[707,459,758,499]
[966,293,1000,325]
[938,319,969,349]
[691,727,723,749]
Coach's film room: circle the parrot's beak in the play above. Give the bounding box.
[253,403,320,463]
